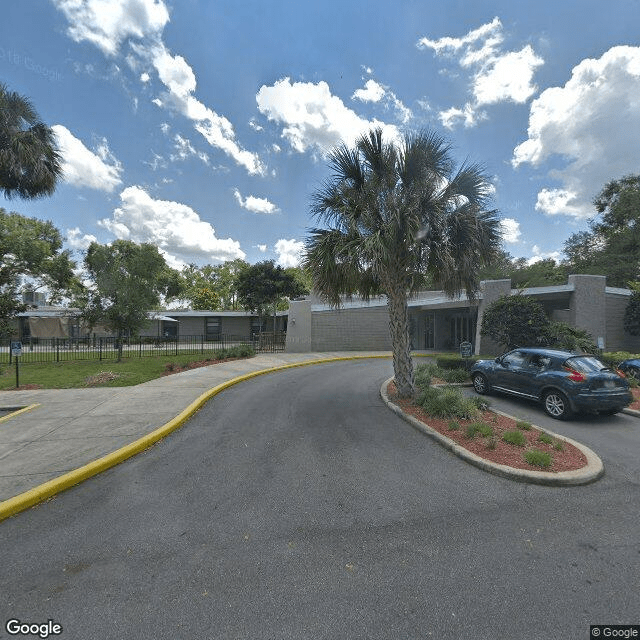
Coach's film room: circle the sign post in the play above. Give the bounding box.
[11,341,22,388]
[459,340,473,370]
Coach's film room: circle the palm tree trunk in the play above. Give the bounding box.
[387,288,414,397]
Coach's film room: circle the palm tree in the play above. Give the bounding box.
[0,83,62,199]
[305,128,502,397]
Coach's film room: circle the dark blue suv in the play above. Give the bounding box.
[470,348,632,419]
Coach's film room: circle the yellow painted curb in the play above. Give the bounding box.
[0,354,395,523]
[0,403,40,424]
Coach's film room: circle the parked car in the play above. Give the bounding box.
[618,358,640,381]
[470,347,632,420]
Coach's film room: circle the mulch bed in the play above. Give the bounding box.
[161,356,245,376]
[387,381,588,473]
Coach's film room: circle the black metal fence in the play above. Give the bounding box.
[0,332,286,365]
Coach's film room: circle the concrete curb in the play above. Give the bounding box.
[623,407,640,418]
[0,403,40,424]
[0,355,391,523]
[380,378,604,486]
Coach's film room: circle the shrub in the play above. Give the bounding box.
[553,440,564,451]
[417,385,481,420]
[545,321,597,353]
[466,422,493,438]
[448,420,460,431]
[524,449,552,468]
[516,420,532,431]
[486,436,497,450]
[538,433,554,445]
[414,363,433,391]
[415,362,469,384]
[480,294,550,351]
[436,355,479,370]
[502,430,526,446]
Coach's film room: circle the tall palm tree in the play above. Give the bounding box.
[0,83,62,199]
[305,128,502,397]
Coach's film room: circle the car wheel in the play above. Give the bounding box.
[543,390,572,420]
[472,373,490,395]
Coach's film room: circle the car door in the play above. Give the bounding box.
[493,350,530,395]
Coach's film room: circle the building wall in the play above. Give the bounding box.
[285,300,313,352]
[569,274,607,348]
[606,291,640,352]
[311,306,391,351]
[475,279,511,355]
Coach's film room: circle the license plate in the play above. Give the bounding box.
[604,380,615,388]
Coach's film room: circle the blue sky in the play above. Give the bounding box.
[2,0,640,272]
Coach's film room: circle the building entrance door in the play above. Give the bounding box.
[425,313,435,349]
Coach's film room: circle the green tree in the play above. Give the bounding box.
[480,295,550,351]
[305,128,501,397]
[0,83,62,200]
[236,260,308,331]
[624,282,640,337]
[180,259,249,310]
[0,208,76,336]
[190,286,220,311]
[80,240,180,359]
[563,174,640,286]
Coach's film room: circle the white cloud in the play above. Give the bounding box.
[256,77,400,154]
[53,1,264,176]
[150,46,265,175]
[352,79,386,103]
[439,103,486,129]
[170,134,209,164]
[473,45,544,105]
[52,0,170,56]
[513,46,640,218]
[99,186,245,263]
[527,245,562,265]
[66,227,97,250]
[140,71,150,83]
[274,238,304,268]
[255,244,267,252]
[53,125,123,192]
[233,189,278,214]
[418,17,543,128]
[499,218,521,244]
[352,78,412,124]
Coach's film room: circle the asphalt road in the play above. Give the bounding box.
[1,359,639,640]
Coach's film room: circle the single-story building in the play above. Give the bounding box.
[285,274,640,355]
[14,308,287,342]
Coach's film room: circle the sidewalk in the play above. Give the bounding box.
[0,352,395,504]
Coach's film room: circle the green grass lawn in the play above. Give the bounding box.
[0,353,249,390]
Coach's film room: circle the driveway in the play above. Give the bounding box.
[1,359,639,639]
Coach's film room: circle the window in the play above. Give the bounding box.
[205,317,221,341]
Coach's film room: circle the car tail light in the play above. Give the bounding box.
[616,369,626,378]
[563,366,586,382]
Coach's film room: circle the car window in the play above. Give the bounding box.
[502,351,527,367]
[565,356,607,373]
[528,354,551,369]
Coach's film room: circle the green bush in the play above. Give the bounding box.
[601,351,639,368]
[417,385,482,420]
[415,362,469,385]
[486,436,497,450]
[538,433,554,445]
[524,449,552,468]
[448,420,460,431]
[502,430,526,446]
[436,355,479,370]
[466,422,493,438]
[553,440,564,451]
[516,420,532,431]
[414,364,432,391]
